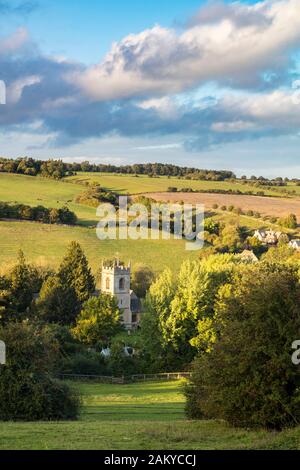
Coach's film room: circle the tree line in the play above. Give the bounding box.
[0,157,235,180]
[0,202,77,225]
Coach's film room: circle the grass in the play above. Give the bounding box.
[66,172,280,197]
[0,220,199,272]
[0,380,300,450]
[0,173,97,226]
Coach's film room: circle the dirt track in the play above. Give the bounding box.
[142,192,300,219]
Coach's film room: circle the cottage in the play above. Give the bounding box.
[289,240,300,251]
[239,250,259,263]
[254,229,282,245]
[253,230,266,242]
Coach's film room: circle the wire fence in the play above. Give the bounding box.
[59,372,192,384]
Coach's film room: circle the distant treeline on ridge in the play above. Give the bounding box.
[0,157,235,181]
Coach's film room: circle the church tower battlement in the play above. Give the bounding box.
[101,260,132,327]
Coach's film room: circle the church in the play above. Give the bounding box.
[100,260,141,330]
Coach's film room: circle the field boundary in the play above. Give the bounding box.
[59,372,191,384]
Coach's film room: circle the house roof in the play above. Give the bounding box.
[239,250,259,262]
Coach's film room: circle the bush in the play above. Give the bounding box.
[279,213,298,229]
[185,263,300,430]
[60,351,109,376]
[0,322,80,421]
[75,186,118,208]
[0,370,79,421]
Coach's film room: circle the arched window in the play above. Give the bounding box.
[106,277,110,290]
[119,277,125,290]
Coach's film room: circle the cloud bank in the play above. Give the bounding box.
[0,0,300,152]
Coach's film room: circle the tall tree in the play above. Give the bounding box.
[8,250,40,320]
[58,242,95,303]
[36,276,79,325]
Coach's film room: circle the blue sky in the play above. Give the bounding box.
[0,0,300,176]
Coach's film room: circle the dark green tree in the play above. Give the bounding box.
[36,275,79,325]
[131,264,155,299]
[0,322,80,421]
[5,251,41,321]
[58,242,95,302]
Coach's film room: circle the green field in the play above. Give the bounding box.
[0,172,297,271]
[0,220,198,272]
[0,380,299,450]
[0,173,96,225]
[0,172,278,229]
[66,172,279,197]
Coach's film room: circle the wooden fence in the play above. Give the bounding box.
[59,372,192,384]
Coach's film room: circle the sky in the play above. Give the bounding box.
[0,0,300,177]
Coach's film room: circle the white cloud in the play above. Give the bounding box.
[8,75,41,103]
[71,0,300,101]
[211,120,257,132]
[0,28,29,55]
[219,89,300,127]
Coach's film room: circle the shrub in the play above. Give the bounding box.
[75,186,118,208]
[279,213,298,229]
[60,351,108,376]
[0,322,80,421]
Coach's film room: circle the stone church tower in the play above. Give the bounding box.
[101,260,132,328]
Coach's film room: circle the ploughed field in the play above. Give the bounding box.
[144,192,300,220]
[0,381,299,450]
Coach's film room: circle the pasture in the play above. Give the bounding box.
[66,172,280,196]
[0,380,299,450]
[0,220,199,273]
[0,173,96,226]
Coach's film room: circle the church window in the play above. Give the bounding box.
[106,277,110,290]
[119,278,125,290]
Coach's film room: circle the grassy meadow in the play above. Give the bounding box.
[66,172,280,196]
[0,380,299,450]
[0,220,200,273]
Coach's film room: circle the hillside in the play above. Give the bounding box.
[1,171,299,271]
[65,172,280,197]
[0,220,200,273]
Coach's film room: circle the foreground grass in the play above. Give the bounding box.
[0,381,300,450]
